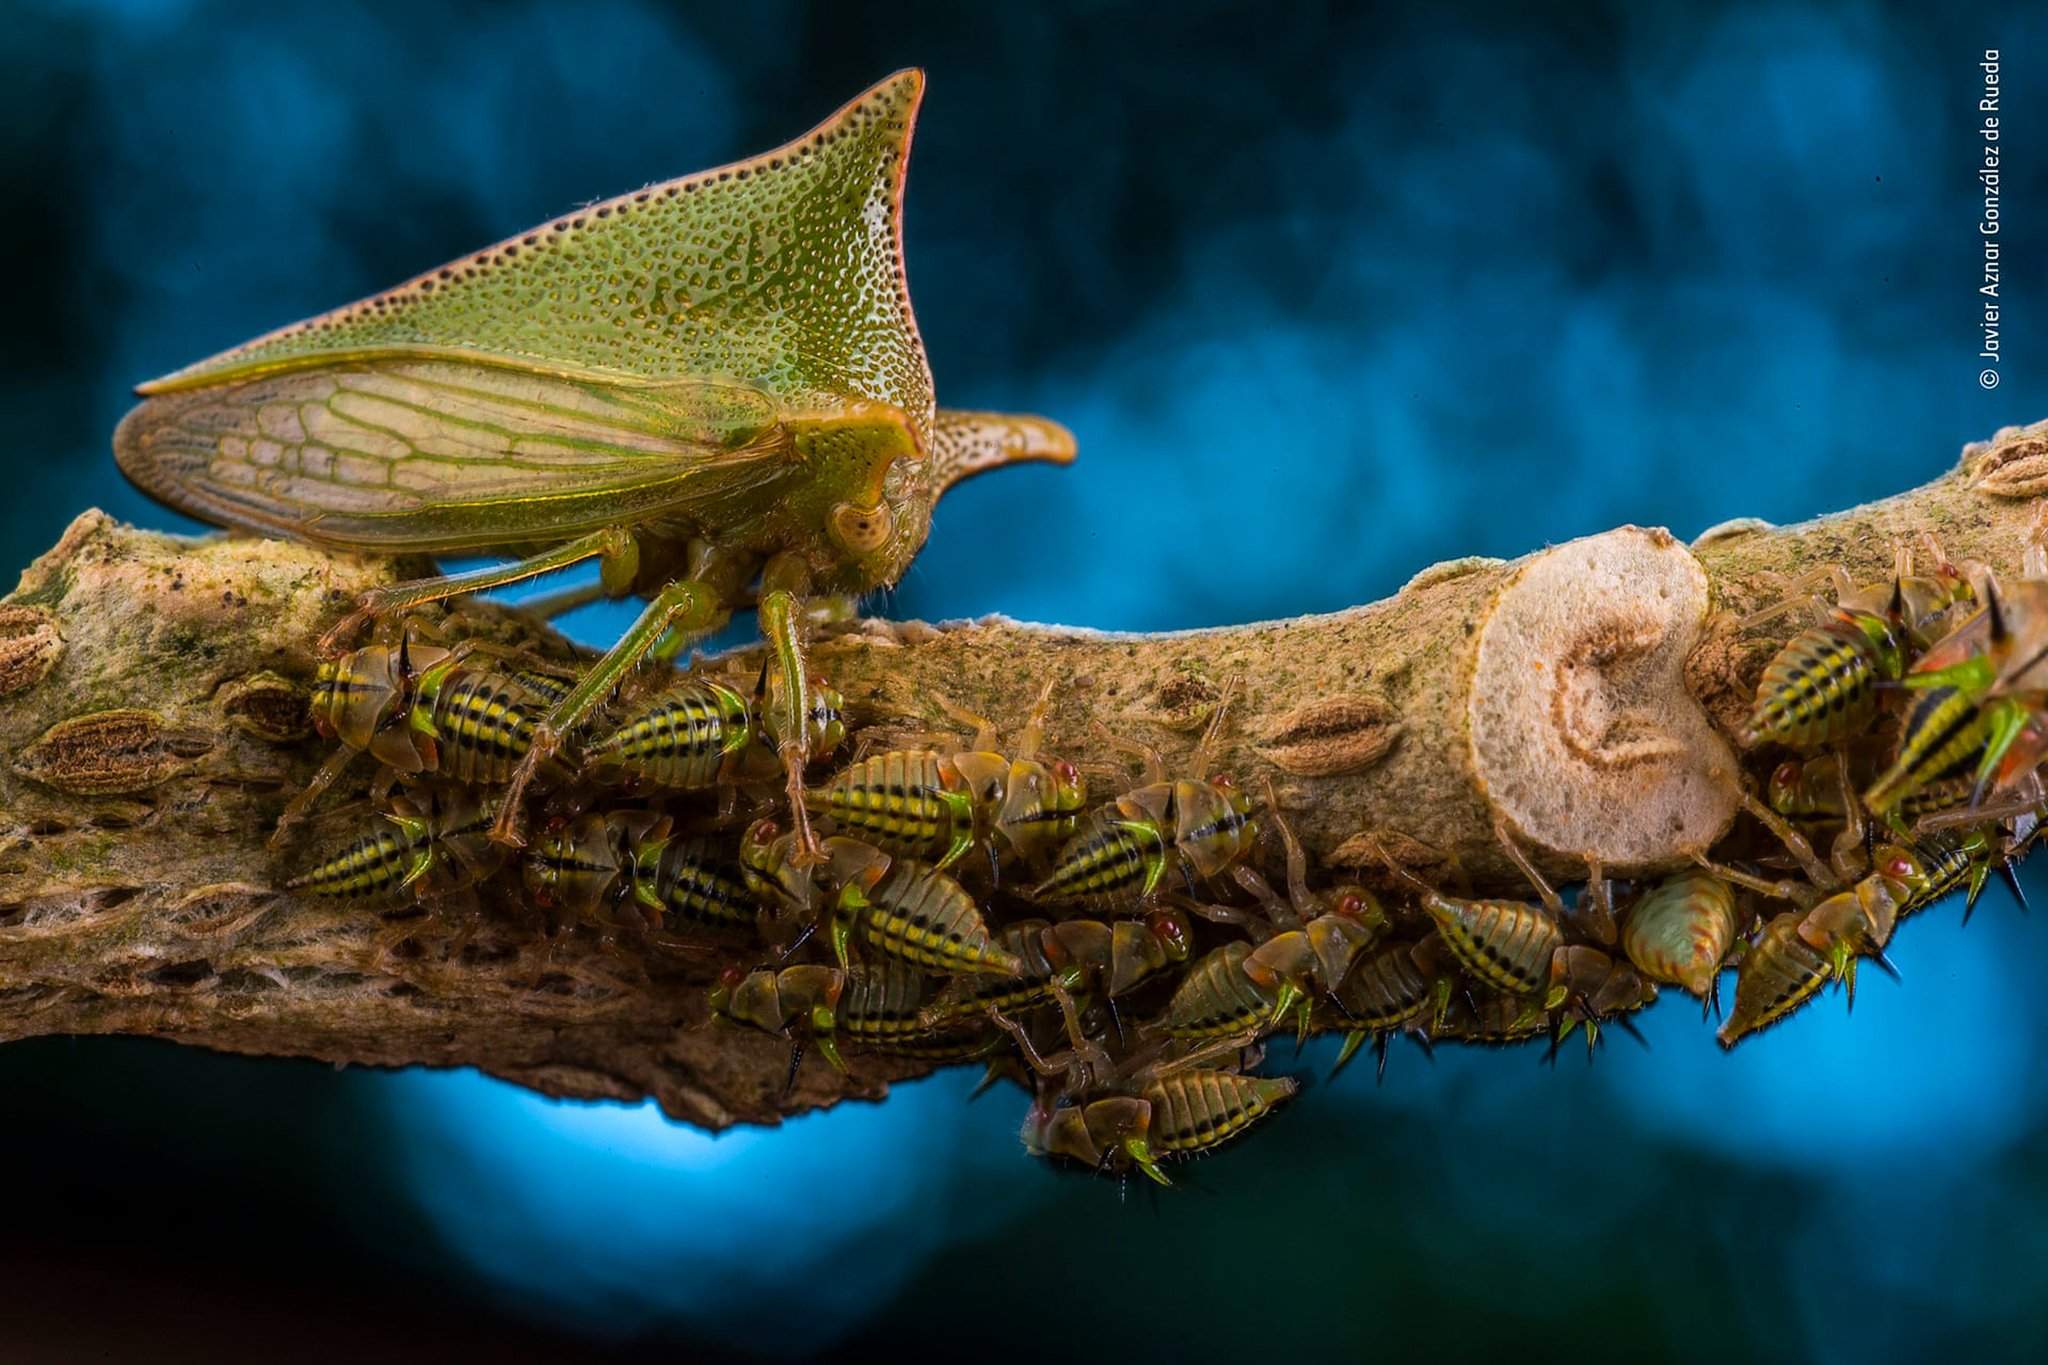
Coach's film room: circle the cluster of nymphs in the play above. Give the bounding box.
[270,524,2048,1184]
[1705,531,2048,1045]
[269,626,1670,1186]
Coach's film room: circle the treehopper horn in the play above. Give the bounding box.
[114,69,1076,853]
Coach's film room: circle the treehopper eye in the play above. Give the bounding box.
[113,69,1076,853]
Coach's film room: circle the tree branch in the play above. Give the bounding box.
[3,418,2043,1127]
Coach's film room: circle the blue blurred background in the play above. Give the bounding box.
[4,1,2047,1360]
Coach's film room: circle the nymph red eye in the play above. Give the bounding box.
[1054,759,1079,784]
[1209,773,1236,790]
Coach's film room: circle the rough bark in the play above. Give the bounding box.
[3,418,2044,1127]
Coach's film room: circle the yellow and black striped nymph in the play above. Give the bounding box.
[522,811,658,924]
[838,963,941,1044]
[806,750,976,867]
[1717,913,1832,1047]
[1421,893,1564,997]
[1898,833,1981,919]
[1158,941,1278,1039]
[1334,944,1435,1030]
[415,665,543,785]
[843,859,1023,977]
[633,834,757,932]
[1865,685,1991,816]
[587,679,753,790]
[1032,810,1171,911]
[1144,1071,1295,1156]
[285,814,432,902]
[1745,615,1901,750]
[920,922,1060,1023]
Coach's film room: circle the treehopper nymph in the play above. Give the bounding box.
[114,69,1075,852]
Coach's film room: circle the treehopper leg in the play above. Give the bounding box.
[758,552,824,863]
[266,744,362,850]
[489,576,727,846]
[317,527,641,653]
[931,692,1001,753]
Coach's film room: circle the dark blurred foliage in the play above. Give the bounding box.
[5,1,2048,1360]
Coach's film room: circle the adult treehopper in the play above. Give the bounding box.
[114,69,1075,853]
